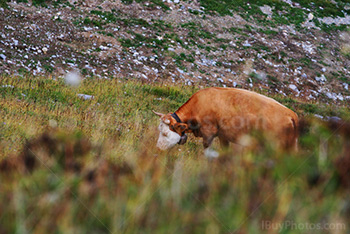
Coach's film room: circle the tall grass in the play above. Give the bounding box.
[0,75,349,233]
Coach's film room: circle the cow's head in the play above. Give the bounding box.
[153,110,188,150]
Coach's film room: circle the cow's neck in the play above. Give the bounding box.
[174,106,191,123]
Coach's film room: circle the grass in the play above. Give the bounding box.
[0,76,196,156]
[0,75,350,233]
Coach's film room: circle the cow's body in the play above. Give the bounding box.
[154,87,298,157]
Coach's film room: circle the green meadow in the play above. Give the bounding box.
[0,76,349,233]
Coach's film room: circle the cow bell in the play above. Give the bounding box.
[178,134,188,145]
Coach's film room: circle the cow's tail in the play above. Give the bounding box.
[291,116,299,151]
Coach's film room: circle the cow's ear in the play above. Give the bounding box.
[173,123,188,134]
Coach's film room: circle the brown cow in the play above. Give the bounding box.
[153,87,298,157]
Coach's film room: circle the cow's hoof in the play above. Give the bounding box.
[204,148,219,159]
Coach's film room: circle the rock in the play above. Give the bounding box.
[5,25,15,31]
[77,94,94,100]
[0,54,6,60]
[2,85,14,88]
[314,114,324,119]
[260,5,273,19]
[307,13,314,21]
[326,92,344,101]
[326,116,342,123]
[301,41,315,54]
[243,41,252,47]
[319,15,350,26]
[289,84,299,92]
[315,74,327,83]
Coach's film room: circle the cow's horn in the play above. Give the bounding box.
[152,110,164,117]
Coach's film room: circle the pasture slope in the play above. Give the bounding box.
[0,76,350,233]
[0,0,350,233]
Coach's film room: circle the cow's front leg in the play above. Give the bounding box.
[203,135,219,159]
[219,137,230,149]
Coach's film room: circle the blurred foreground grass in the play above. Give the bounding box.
[0,75,349,233]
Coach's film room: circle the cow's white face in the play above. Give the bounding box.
[156,121,181,150]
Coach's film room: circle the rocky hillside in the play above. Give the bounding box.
[1,0,350,102]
